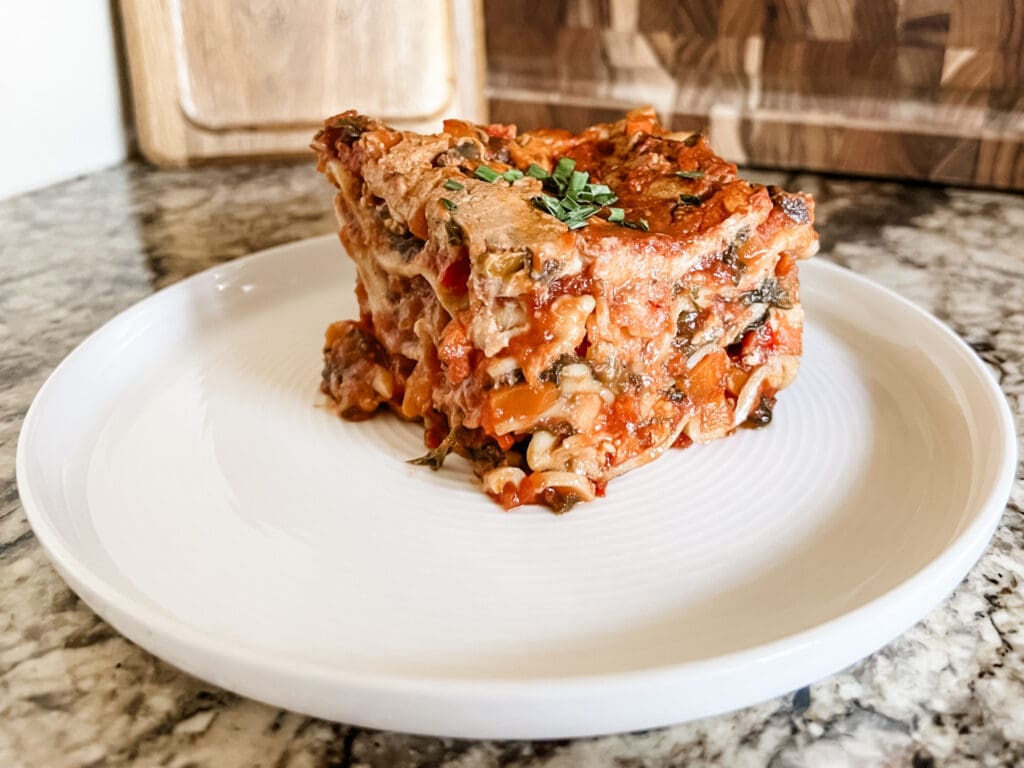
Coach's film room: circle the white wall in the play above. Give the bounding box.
[0,1,127,200]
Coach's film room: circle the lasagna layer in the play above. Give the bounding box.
[313,108,819,512]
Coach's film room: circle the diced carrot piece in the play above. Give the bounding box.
[443,119,479,140]
[482,382,560,436]
[687,350,733,433]
[687,350,727,406]
[408,205,428,240]
[776,252,797,278]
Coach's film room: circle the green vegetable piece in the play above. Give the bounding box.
[675,170,705,179]
[526,163,549,180]
[443,179,465,191]
[551,157,576,191]
[440,198,457,211]
[532,194,564,217]
[475,165,500,182]
[607,207,625,222]
[569,170,588,195]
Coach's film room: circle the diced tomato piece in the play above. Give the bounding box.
[772,319,802,355]
[440,248,471,295]
[424,422,449,450]
[484,123,517,140]
[741,320,802,358]
[741,328,762,358]
[672,432,693,448]
[437,320,473,384]
[495,474,541,509]
[497,482,520,509]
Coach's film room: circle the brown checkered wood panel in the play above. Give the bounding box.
[484,0,1024,188]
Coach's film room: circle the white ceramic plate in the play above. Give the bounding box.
[17,236,1016,739]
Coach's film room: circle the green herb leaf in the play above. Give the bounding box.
[501,169,524,183]
[528,157,652,233]
[569,170,588,195]
[532,194,564,218]
[578,183,613,203]
[526,163,549,180]
[475,165,500,183]
[551,157,576,192]
[679,194,703,205]
[443,179,465,191]
[440,197,457,211]
[675,170,705,179]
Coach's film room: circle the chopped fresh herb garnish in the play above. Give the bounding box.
[526,163,549,180]
[528,157,621,230]
[569,170,588,195]
[551,157,576,191]
[533,193,564,217]
[675,169,705,179]
[474,165,500,182]
[440,197,457,211]
[526,156,653,233]
[475,164,524,184]
[443,179,465,191]
[679,194,703,205]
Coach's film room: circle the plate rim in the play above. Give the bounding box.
[15,235,1018,737]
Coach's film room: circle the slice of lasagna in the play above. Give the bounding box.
[312,108,818,512]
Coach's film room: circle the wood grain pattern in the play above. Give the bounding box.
[120,0,486,166]
[485,0,1024,188]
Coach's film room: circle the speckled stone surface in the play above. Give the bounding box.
[1,162,1021,768]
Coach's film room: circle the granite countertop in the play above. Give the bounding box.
[1,160,1022,768]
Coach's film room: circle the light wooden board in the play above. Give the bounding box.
[119,0,486,165]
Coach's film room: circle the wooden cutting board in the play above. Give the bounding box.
[119,0,485,165]
[484,0,1024,190]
